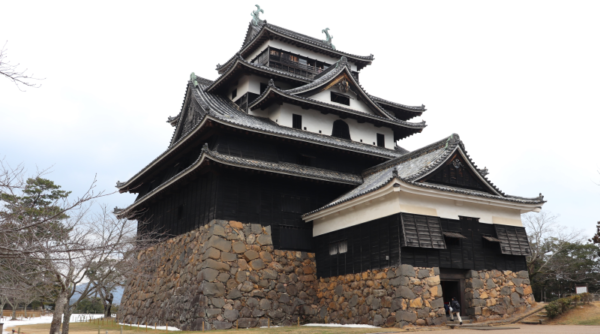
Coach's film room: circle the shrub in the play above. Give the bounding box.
[545,294,585,319]
[545,302,561,319]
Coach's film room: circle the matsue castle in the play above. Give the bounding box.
[117,7,545,329]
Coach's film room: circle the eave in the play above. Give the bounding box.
[118,145,361,218]
[207,56,311,94]
[249,85,426,140]
[302,178,544,223]
[218,23,374,75]
[117,87,402,193]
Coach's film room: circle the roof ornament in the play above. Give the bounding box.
[322,28,336,50]
[478,167,489,177]
[444,133,461,149]
[392,168,399,178]
[116,181,125,188]
[268,79,275,87]
[190,72,199,88]
[251,5,264,26]
[337,78,350,93]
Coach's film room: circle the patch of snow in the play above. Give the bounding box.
[1,314,104,334]
[303,323,380,328]
[117,323,180,332]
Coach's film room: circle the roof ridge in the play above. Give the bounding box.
[362,134,458,177]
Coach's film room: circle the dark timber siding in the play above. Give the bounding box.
[138,168,349,252]
[315,213,528,278]
[139,172,218,237]
[215,169,348,251]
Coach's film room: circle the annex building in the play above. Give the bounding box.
[117,7,545,330]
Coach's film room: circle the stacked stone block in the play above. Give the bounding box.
[465,269,535,321]
[118,220,319,330]
[314,265,446,327]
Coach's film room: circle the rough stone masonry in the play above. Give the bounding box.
[118,220,535,329]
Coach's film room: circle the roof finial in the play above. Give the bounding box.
[392,168,399,178]
[444,133,461,149]
[322,28,336,50]
[251,5,264,26]
[268,79,275,87]
[190,72,199,88]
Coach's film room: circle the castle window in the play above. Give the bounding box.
[289,54,298,62]
[270,49,279,57]
[231,88,237,99]
[292,114,302,129]
[331,92,350,106]
[329,241,348,255]
[377,133,385,147]
[331,120,351,140]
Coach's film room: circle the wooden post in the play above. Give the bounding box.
[298,317,300,326]
[267,318,270,328]
[120,326,123,334]
[202,322,204,331]
[236,320,238,329]
[155,322,156,330]
[166,322,168,333]
[146,322,148,332]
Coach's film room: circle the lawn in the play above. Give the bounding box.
[547,301,600,326]
[3,321,407,334]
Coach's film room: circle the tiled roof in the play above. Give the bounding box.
[304,134,546,216]
[117,144,362,217]
[371,95,426,112]
[250,84,426,131]
[268,57,425,127]
[218,22,374,74]
[116,80,403,191]
[207,55,311,93]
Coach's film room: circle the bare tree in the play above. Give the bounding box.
[0,42,43,90]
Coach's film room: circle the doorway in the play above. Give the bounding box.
[440,269,467,316]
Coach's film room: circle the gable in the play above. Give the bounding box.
[420,153,496,194]
[172,91,202,145]
[304,74,377,115]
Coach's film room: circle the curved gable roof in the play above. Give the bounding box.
[218,22,374,74]
[304,134,546,217]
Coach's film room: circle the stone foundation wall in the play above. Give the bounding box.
[315,265,446,327]
[465,269,535,322]
[119,220,534,329]
[119,220,319,330]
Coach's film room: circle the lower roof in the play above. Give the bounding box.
[117,144,361,218]
[304,134,546,217]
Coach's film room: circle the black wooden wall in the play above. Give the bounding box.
[138,167,350,252]
[213,134,376,175]
[215,169,349,251]
[138,172,218,237]
[314,213,528,278]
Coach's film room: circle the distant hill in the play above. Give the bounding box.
[69,284,124,305]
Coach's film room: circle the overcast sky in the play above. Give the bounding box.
[1,1,599,237]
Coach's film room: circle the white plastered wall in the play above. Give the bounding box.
[230,74,293,103]
[245,39,359,71]
[311,86,375,115]
[311,186,528,237]
[250,102,395,149]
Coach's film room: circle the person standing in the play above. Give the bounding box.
[449,297,462,325]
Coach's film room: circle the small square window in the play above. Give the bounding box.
[331,92,350,106]
[231,88,237,99]
[329,241,347,255]
[292,114,302,129]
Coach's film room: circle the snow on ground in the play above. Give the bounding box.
[1,314,104,334]
[117,323,180,332]
[303,323,380,328]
